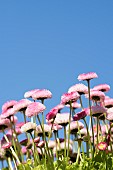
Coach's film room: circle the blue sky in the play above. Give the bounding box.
[0,0,113,168]
[0,1,113,113]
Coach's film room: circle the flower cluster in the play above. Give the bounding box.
[0,72,113,169]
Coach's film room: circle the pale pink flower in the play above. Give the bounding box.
[46,108,58,122]
[25,102,46,117]
[53,141,72,154]
[85,90,105,102]
[93,84,110,92]
[68,83,88,95]
[0,118,11,130]
[48,123,63,132]
[2,100,17,112]
[34,137,40,143]
[66,121,84,134]
[52,104,64,112]
[79,128,88,137]
[1,108,15,119]
[54,113,73,126]
[87,105,107,117]
[32,89,52,100]
[106,108,113,121]
[104,98,113,108]
[10,115,18,124]
[24,89,39,98]
[48,140,56,149]
[21,122,37,133]
[16,122,26,128]
[13,99,32,113]
[36,124,52,137]
[66,102,81,109]
[61,92,80,105]
[78,72,98,81]
[36,141,45,148]
[7,127,22,136]
[73,109,88,121]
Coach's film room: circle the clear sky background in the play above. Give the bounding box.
[0,1,113,168]
[0,1,113,126]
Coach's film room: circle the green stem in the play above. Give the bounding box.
[87,80,94,158]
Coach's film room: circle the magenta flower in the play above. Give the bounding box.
[20,138,29,146]
[61,91,80,105]
[93,84,110,92]
[2,100,17,112]
[2,142,11,149]
[78,72,98,81]
[73,110,88,121]
[68,83,88,95]
[97,142,107,151]
[25,102,46,117]
[32,89,52,100]
[46,108,58,122]
[13,99,32,113]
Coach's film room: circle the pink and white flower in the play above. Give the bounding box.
[32,89,52,100]
[61,92,80,105]
[2,100,17,112]
[93,84,110,92]
[25,102,46,117]
[78,72,98,81]
[13,99,32,113]
[68,83,88,95]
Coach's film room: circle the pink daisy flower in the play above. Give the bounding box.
[106,108,113,122]
[48,140,56,149]
[93,84,110,92]
[68,83,88,95]
[46,108,58,122]
[85,90,105,102]
[20,138,29,146]
[32,89,52,100]
[73,109,88,121]
[24,89,39,98]
[36,124,52,137]
[54,113,73,126]
[48,123,63,132]
[21,122,37,133]
[78,72,98,81]
[52,104,64,112]
[87,105,107,117]
[97,142,107,151]
[2,100,17,112]
[2,142,11,149]
[13,99,32,113]
[61,91,80,105]
[1,108,15,119]
[16,122,26,128]
[0,118,11,130]
[25,102,46,117]
[104,98,113,108]
[66,121,84,134]
[66,102,81,109]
